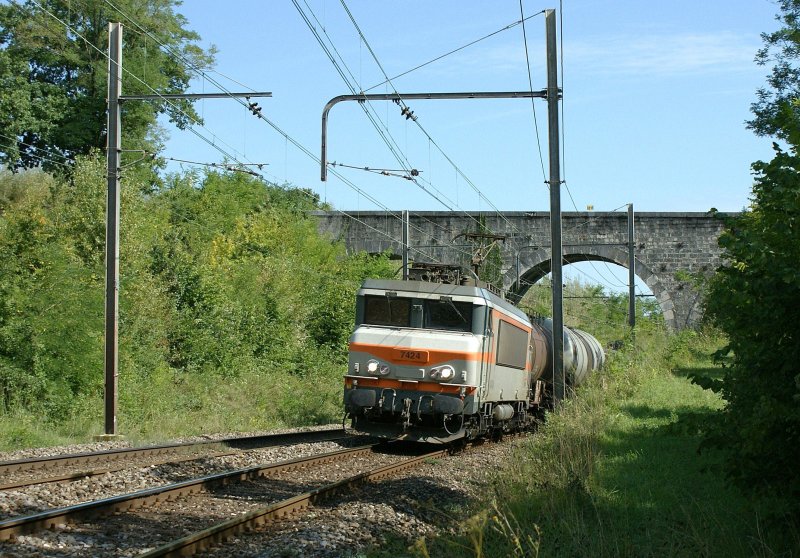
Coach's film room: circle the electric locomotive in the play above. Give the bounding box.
[343,266,605,443]
[343,267,543,442]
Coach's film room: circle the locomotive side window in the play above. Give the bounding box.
[424,299,473,332]
[363,296,412,327]
[496,319,528,369]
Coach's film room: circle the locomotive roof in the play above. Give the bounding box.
[360,279,529,324]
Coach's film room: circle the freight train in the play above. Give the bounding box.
[343,266,604,443]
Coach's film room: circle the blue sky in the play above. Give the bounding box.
[153,1,780,293]
[159,0,779,213]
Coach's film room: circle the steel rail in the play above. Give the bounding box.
[0,442,380,541]
[0,448,248,491]
[0,428,346,475]
[140,447,450,557]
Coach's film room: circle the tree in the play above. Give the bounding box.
[0,163,105,416]
[749,0,800,140]
[703,146,800,515]
[701,0,800,519]
[0,0,214,170]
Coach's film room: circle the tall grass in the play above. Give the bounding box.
[414,328,799,557]
[0,363,345,450]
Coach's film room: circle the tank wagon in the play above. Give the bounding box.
[343,272,604,443]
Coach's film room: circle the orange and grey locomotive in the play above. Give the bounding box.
[343,274,603,443]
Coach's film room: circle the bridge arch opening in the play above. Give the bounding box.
[506,245,675,331]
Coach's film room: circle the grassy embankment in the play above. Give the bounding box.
[407,328,798,557]
[0,367,344,450]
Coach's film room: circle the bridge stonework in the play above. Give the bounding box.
[311,211,729,330]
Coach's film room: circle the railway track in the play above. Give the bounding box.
[0,440,440,556]
[0,428,348,491]
[143,445,449,557]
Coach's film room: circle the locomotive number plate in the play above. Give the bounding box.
[395,349,429,363]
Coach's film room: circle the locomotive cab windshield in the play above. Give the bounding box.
[360,294,476,333]
[426,297,472,331]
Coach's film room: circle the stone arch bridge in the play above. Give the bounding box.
[311,211,730,330]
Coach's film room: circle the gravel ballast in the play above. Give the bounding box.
[203,438,524,557]
[0,427,525,557]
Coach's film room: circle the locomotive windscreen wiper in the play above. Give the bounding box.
[385,291,398,323]
[386,293,393,323]
[439,296,467,323]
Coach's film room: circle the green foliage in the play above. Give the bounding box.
[0,155,395,443]
[702,145,800,515]
[0,0,215,170]
[411,330,797,558]
[519,277,663,346]
[307,251,397,356]
[697,0,800,519]
[0,164,104,416]
[749,0,800,140]
[0,0,428,447]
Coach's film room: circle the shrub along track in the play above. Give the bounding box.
[0,441,443,557]
[0,429,348,492]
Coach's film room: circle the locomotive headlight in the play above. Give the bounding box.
[366,359,379,374]
[437,365,455,381]
[379,364,391,375]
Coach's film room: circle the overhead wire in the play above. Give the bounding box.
[254,112,459,264]
[328,161,424,181]
[34,2,628,294]
[22,0,450,267]
[255,113,457,263]
[291,0,481,263]
[0,131,74,170]
[336,0,536,240]
[518,0,547,182]
[42,1,595,295]
[293,6,485,268]
[96,0,463,263]
[108,0,537,274]
[294,0,468,217]
[600,259,631,288]
[293,2,403,153]
[117,149,268,176]
[363,10,545,92]
[3,2,472,281]
[293,1,428,187]
[566,261,628,290]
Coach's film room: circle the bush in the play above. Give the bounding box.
[0,156,396,444]
[703,146,800,518]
